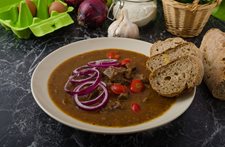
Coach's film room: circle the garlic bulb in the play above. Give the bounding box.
[108,8,139,39]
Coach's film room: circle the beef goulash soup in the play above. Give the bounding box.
[48,49,176,127]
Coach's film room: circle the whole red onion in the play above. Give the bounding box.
[77,0,108,28]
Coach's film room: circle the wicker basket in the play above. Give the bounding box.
[162,0,221,37]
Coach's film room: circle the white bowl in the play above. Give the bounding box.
[31,37,195,134]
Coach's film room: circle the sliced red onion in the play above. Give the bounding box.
[70,69,97,84]
[81,91,104,105]
[87,59,120,68]
[72,65,93,75]
[88,59,118,65]
[64,59,119,111]
[101,82,107,87]
[64,68,100,95]
[64,78,74,95]
[72,68,100,96]
[74,81,108,111]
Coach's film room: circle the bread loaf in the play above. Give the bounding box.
[147,37,204,97]
[146,42,202,73]
[200,28,225,100]
[149,56,204,97]
[150,37,186,56]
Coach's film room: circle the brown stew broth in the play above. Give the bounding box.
[48,49,176,127]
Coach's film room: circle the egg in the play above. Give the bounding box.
[25,0,37,17]
[49,2,67,15]
[18,0,37,17]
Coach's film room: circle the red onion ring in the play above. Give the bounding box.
[70,70,97,84]
[64,68,100,95]
[74,81,108,111]
[72,65,94,75]
[64,59,117,111]
[87,59,120,68]
[72,68,101,96]
[64,79,74,95]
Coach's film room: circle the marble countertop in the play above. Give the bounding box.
[1,1,225,147]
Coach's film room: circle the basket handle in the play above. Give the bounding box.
[189,0,222,11]
[215,0,222,6]
[191,0,199,10]
[192,0,199,4]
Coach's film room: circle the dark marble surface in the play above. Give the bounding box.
[1,1,225,147]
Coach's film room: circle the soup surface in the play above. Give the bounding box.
[48,49,176,127]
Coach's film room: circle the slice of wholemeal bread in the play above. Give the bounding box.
[146,42,202,73]
[149,56,204,97]
[150,37,186,56]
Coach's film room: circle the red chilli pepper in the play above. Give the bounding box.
[131,103,141,112]
[106,51,120,59]
[121,58,131,65]
[130,79,145,93]
[110,83,128,94]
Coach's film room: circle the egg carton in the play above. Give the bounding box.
[0,0,74,39]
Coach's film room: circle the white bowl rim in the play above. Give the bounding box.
[31,37,195,134]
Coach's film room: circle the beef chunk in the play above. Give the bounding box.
[144,84,150,88]
[85,90,100,100]
[125,63,136,71]
[132,74,149,84]
[103,100,122,111]
[125,63,137,79]
[102,76,112,87]
[103,66,127,79]
[114,78,130,85]
[103,66,130,85]
[118,92,129,100]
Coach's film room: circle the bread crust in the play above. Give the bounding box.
[200,28,225,100]
[150,37,186,56]
[149,56,203,97]
[147,37,204,97]
[146,42,202,73]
